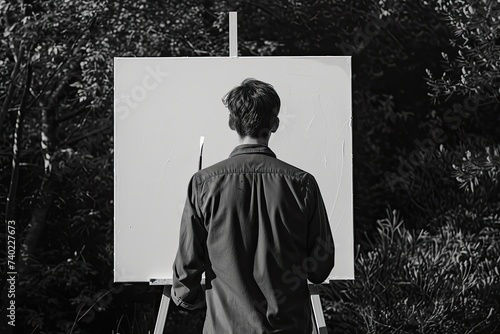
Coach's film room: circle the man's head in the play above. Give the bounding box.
[222,78,280,139]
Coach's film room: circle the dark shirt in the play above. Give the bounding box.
[171,144,334,334]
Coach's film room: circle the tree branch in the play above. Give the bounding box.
[5,62,32,221]
[2,61,32,298]
[0,43,25,130]
[63,124,112,147]
[55,105,88,124]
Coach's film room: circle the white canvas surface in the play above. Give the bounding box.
[114,56,353,282]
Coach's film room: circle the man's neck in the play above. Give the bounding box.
[238,136,270,146]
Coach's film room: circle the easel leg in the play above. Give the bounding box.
[309,285,328,334]
[154,285,171,334]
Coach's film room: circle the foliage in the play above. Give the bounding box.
[427,0,500,104]
[452,146,500,193]
[327,208,500,333]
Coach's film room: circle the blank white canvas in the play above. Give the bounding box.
[114,56,353,282]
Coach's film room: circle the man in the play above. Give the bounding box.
[171,78,334,333]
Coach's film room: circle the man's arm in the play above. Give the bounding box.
[171,175,207,310]
[306,176,335,283]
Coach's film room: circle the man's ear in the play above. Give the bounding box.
[228,116,236,130]
[271,117,279,133]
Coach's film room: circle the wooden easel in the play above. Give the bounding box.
[151,279,171,334]
[151,280,328,334]
[309,284,329,334]
[152,12,329,334]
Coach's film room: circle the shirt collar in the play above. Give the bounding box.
[229,144,277,158]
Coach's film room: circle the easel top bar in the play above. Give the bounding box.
[229,12,238,57]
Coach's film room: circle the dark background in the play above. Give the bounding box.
[1,0,499,333]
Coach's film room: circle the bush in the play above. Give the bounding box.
[326,208,500,333]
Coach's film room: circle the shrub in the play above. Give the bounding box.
[326,208,500,333]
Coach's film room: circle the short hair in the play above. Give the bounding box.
[222,78,280,138]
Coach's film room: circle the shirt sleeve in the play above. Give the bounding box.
[306,175,335,283]
[171,175,207,310]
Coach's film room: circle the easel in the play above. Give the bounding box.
[151,12,329,334]
[151,280,328,334]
